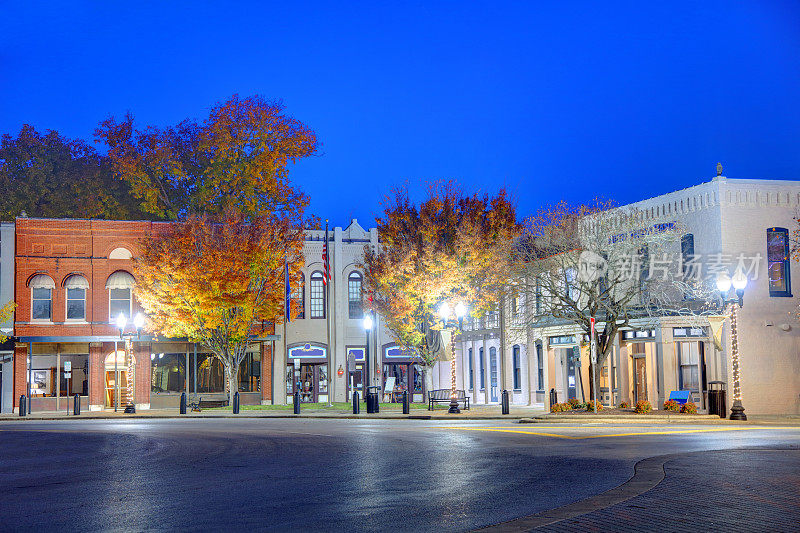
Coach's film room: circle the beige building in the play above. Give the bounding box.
[454,174,800,415]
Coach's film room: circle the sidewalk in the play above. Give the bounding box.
[522,412,800,425]
[0,405,548,421]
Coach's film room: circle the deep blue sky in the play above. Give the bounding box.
[2,1,800,226]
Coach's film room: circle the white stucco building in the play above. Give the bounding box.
[453,174,800,415]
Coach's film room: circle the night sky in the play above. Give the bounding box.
[2,1,799,226]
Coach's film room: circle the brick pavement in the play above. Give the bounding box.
[541,448,800,532]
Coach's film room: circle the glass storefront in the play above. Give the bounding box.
[286,363,328,403]
[30,353,89,398]
[151,349,261,395]
[382,363,422,402]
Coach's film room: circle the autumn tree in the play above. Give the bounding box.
[362,182,520,392]
[96,95,320,220]
[0,301,16,344]
[135,211,304,404]
[514,200,683,402]
[0,125,148,220]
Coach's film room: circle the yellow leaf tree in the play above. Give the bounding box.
[362,182,520,386]
[135,211,304,404]
[96,94,319,220]
[0,301,16,344]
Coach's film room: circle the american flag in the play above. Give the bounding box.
[322,223,331,285]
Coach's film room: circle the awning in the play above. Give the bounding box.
[29,274,55,289]
[64,274,90,289]
[106,271,135,289]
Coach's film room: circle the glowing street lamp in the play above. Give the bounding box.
[362,312,375,411]
[716,269,748,421]
[439,300,467,414]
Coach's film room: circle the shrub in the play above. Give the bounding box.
[567,398,581,408]
[618,401,629,409]
[550,402,571,413]
[634,400,652,414]
[663,399,680,412]
[681,402,698,414]
[585,400,604,411]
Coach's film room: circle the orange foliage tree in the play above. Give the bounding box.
[362,182,520,378]
[96,94,319,220]
[135,211,304,404]
[0,301,16,344]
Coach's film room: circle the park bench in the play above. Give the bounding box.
[428,389,470,410]
[667,390,692,405]
[189,397,230,412]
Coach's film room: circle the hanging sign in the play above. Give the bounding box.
[64,361,72,372]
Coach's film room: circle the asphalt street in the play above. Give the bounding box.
[0,418,798,532]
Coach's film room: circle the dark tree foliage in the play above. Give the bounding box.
[0,125,149,221]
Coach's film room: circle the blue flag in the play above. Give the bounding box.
[285,261,291,323]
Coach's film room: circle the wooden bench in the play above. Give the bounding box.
[189,398,229,412]
[428,389,470,410]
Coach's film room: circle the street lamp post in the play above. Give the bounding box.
[716,270,748,421]
[363,313,373,397]
[438,301,467,414]
[115,312,145,413]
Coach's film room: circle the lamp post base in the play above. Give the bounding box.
[729,400,746,421]
[448,399,461,414]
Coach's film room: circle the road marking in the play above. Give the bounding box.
[440,426,797,440]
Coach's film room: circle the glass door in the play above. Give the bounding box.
[104,370,129,409]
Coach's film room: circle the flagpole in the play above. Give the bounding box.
[325,220,333,406]
[284,259,290,406]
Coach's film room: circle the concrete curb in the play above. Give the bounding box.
[520,414,731,424]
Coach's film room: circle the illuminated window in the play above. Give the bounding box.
[767,228,792,297]
[348,271,363,319]
[310,271,325,318]
[64,274,89,320]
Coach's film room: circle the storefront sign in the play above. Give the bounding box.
[384,345,413,359]
[288,343,327,359]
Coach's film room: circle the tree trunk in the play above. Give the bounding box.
[227,366,239,407]
[424,367,434,402]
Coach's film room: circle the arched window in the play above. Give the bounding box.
[108,247,133,260]
[64,274,89,320]
[348,271,363,319]
[106,270,135,323]
[291,273,305,319]
[310,271,325,318]
[29,274,54,321]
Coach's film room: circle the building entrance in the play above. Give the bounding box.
[634,357,647,404]
[104,350,134,410]
[286,363,328,403]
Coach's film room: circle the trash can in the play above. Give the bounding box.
[366,386,380,414]
[707,381,726,419]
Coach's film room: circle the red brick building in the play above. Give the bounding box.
[14,218,274,412]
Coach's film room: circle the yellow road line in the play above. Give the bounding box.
[440,426,797,440]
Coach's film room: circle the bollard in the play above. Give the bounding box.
[73,394,81,416]
[549,388,558,409]
[293,391,300,414]
[402,390,410,414]
[352,391,360,414]
[180,392,187,414]
[502,389,510,415]
[19,395,26,417]
[233,391,240,414]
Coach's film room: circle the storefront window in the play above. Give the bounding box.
[318,364,328,394]
[30,353,88,397]
[194,353,225,393]
[677,342,700,393]
[237,351,261,392]
[151,353,187,393]
[413,365,422,393]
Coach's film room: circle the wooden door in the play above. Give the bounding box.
[634,358,647,404]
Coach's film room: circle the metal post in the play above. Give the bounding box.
[19,395,26,417]
[193,343,198,400]
[402,390,409,414]
[114,339,118,412]
[591,318,597,413]
[180,392,187,414]
[501,389,509,415]
[364,327,371,393]
[353,391,360,414]
[233,391,240,414]
[73,393,80,415]
[27,342,33,414]
[293,390,300,414]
